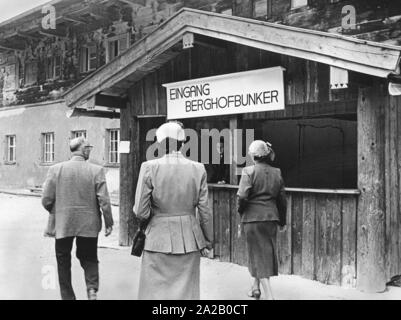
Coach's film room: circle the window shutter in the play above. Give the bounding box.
[118,34,129,53]
[45,57,54,80]
[88,46,97,70]
[25,61,38,85]
[54,56,61,78]
[80,47,87,73]
[108,41,116,61]
[3,64,16,90]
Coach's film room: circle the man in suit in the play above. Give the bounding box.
[41,137,114,300]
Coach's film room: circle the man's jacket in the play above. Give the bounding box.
[41,155,113,239]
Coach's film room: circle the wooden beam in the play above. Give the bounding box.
[119,100,139,246]
[194,39,226,51]
[0,44,22,51]
[357,83,386,293]
[17,31,41,40]
[87,12,104,20]
[66,108,120,119]
[135,114,166,119]
[2,31,18,39]
[38,29,67,38]
[95,94,127,109]
[117,0,146,6]
[63,14,89,24]
[229,117,239,185]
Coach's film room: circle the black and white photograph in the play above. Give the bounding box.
[0,0,401,303]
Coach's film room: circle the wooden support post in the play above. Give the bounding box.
[230,116,239,185]
[119,101,139,246]
[357,83,386,292]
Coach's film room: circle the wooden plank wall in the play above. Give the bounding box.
[384,95,401,282]
[208,186,358,287]
[357,84,386,292]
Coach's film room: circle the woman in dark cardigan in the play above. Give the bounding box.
[237,140,287,300]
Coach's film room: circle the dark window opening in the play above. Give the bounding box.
[241,116,357,189]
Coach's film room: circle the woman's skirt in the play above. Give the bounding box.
[138,250,201,300]
[243,221,278,278]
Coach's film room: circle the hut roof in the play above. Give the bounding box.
[64,8,401,110]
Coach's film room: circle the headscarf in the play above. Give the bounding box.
[248,140,275,162]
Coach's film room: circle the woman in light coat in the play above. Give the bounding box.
[133,122,213,300]
[237,140,287,300]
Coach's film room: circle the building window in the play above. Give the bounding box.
[71,130,87,139]
[254,0,272,19]
[106,34,129,62]
[80,45,97,73]
[291,0,308,9]
[5,135,16,163]
[3,64,17,91]
[42,132,55,163]
[54,55,61,78]
[24,61,38,86]
[221,8,233,15]
[44,56,61,80]
[107,129,120,164]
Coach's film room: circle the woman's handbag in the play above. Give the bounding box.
[131,228,146,257]
[131,218,150,257]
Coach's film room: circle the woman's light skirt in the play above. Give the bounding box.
[138,250,201,300]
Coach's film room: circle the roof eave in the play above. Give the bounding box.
[64,8,401,109]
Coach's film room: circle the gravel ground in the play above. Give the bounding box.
[0,193,401,300]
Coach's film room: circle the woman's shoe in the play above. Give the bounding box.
[247,289,261,300]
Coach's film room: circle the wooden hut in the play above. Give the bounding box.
[64,8,401,293]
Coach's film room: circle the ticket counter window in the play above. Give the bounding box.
[181,118,231,184]
[206,138,230,184]
[139,117,231,184]
[241,116,357,189]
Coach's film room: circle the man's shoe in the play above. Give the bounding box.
[87,288,97,300]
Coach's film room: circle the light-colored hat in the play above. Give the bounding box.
[248,140,273,157]
[156,122,185,143]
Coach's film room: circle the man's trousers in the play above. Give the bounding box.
[55,236,99,300]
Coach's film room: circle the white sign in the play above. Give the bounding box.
[163,67,285,120]
[119,141,130,154]
[389,82,401,96]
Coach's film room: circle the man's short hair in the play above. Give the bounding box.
[70,136,86,152]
